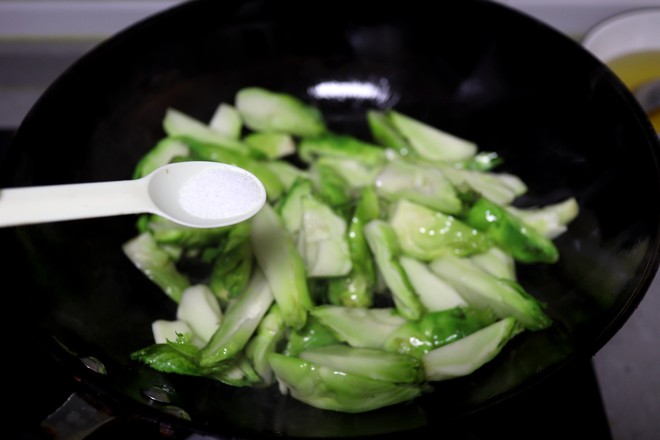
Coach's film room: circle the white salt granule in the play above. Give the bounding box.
[178,167,262,219]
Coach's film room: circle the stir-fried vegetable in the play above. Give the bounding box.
[126,87,579,414]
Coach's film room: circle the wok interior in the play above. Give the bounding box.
[3,1,659,437]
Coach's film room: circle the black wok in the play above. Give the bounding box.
[3,0,659,438]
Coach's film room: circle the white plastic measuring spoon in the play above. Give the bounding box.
[0,161,267,228]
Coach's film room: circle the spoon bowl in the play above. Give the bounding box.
[0,161,266,228]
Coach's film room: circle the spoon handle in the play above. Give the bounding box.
[0,179,152,227]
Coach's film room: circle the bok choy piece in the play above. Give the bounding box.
[423,316,523,381]
[298,133,387,168]
[176,284,222,344]
[268,353,423,413]
[364,220,425,320]
[299,344,423,384]
[388,110,477,162]
[122,232,189,303]
[399,256,467,312]
[206,222,253,294]
[208,103,242,139]
[245,304,286,385]
[243,132,296,159]
[163,107,248,155]
[429,254,552,330]
[251,204,313,330]
[389,199,491,260]
[367,109,414,157]
[505,197,579,239]
[133,137,189,179]
[311,306,406,349]
[284,315,341,357]
[465,197,559,264]
[374,160,462,214]
[151,320,197,346]
[327,186,380,307]
[199,269,274,366]
[297,195,352,277]
[235,87,326,137]
[383,306,497,358]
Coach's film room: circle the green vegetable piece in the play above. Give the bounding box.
[145,214,230,247]
[464,197,559,264]
[367,110,414,157]
[122,232,190,303]
[506,197,579,239]
[423,316,523,381]
[235,87,326,137]
[297,196,352,277]
[251,203,313,330]
[327,187,380,307]
[208,223,254,302]
[299,133,387,168]
[265,160,310,191]
[315,156,383,190]
[276,178,314,235]
[384,307,497,358]
[399,256,466,312]
[133,137,190,179]
[176,284,223,344]
[389,199,491,260]
[162,107,248,154]
[151,319,199,346]
[245,304,286,385]
[429,254,552,330]
[467,246,516,280]
[388,110,477,162]
[285,315,341,357]
[244,132,296,159]
[131,338,200,376]
[456,151,503,171]
[208,103,242,139]
[299,344,423,384]
[375,160,462,214]
[327,271,373,308]
[132,336,262,387]
[199,269,274,367]
[364,220,425,321]
[439,166,526,206]
[309,160,353,208]
[268,353,422,413]
[311,306,406,349]
[209,240,253,303]
[204,352,263,387]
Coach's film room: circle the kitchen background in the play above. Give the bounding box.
[1,1,659,439]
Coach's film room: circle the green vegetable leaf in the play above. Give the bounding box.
[364,220,425,321]
[235,87,326,137]
[131,337,201,376]
[383,306,498,358]
[389,199,491,260]
[251,204,313,330]
[464,197,559,264]
[268,353,423,413]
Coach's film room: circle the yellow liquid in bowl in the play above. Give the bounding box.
[606,50,660,131]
